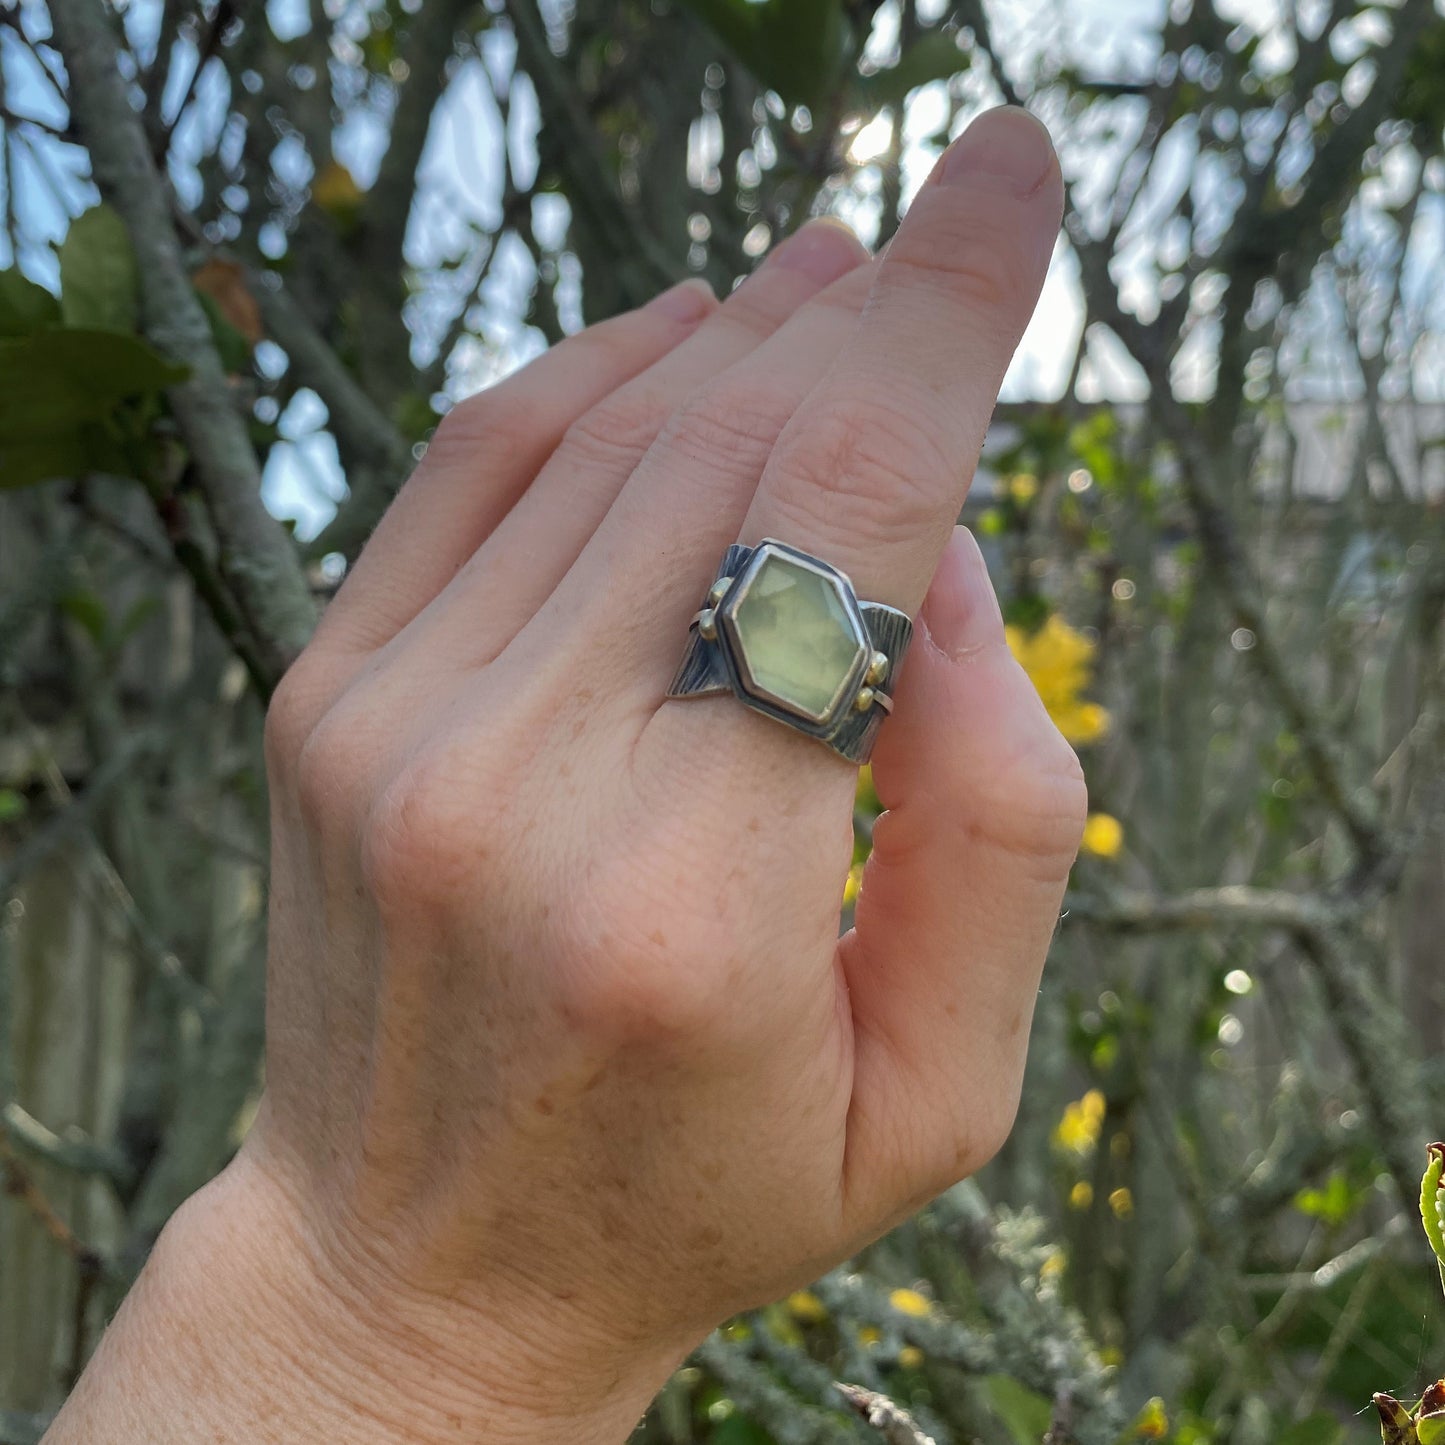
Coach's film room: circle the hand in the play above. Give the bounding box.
[51,106,1081,1444]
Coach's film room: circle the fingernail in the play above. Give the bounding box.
[648,277,716,323]
[939,106,1056,195]
[924,527,1004,659]
[767,217,866,284]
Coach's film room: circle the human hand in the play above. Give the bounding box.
[51,105,1081,1444]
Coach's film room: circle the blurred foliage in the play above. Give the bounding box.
[3,0,1445,1443]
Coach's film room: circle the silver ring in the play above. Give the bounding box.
[666,539,913,765]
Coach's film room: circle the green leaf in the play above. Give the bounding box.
[0,328,187,488]
[0,789,27,823]
[678,0,851,109]
[859,29,969,108]
[0,270,61,337]
[58,205,139,334]
[984,1374,1054,1445]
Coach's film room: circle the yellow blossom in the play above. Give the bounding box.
[888,1287,933,1318]
[786,1290,828,1325]
[898,1345,925,1370]
[1081,813,1124,858]
[1005,616,1111,745]
[1069,1180,1095,1210]
[1109,1186,1135,1219]
[843,861,865,906]
[1040,1249,1067,1282]
[1134,1397,1169,1439]
[858,1325,883,1346]
[1054,1089,1106,1156]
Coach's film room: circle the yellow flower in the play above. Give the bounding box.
[858,1325,883,1346]
[843,861,865,906]
[898,1345,925,1370]
[1040,1249,1067,1282]
[786,1290,828,1325]
[1008,472,1039,504]
[1069,1180,1095,1210]
[1134,1397,1169,1439]
[1109,1187,1134,1219]
[888,1287,932,1318]
[1005,616,1111,745]
[1054,1089,1106,1156]
[1080,812,1124,858]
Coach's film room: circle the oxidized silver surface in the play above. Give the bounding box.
[666,539,913,765]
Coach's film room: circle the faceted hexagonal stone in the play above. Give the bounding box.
[727,550,867,723]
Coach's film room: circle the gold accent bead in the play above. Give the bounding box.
[865,650,890,686]
[698,608,719,641]
[854,686,876,712]
[708,576,734,607]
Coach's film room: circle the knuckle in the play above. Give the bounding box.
[775,385,954,542]
[884,186,1039,316]
[560,389,665,470]
[965,724,1088,880]
[293,703,375,831]
[429,386,542,470]
[264,652,333,778]
[552,836,735,1044]
[359,747,491,919]
[662,384,789,471]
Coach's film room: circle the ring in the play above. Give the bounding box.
[666,539,913,765]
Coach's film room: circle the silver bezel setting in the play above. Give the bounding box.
[716,540,871,728]
[666,538,914,764]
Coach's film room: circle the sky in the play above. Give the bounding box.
[2,0,1440,537]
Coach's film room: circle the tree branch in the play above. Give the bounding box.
[47,0,316,697]
[837,1386,938,1445]
[0,1102,131,1189]
[694,1335,863,1445]
[248,269,415,560]
[507,0,678,315]
[1063,883,1353,934]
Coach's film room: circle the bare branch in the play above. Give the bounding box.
[507,0,678,313]
[694,1335,863,1445]
[836,1386,938,1445]
[0,1103,130,1188]
[248,268,414,559]
[1063,883,1352,934]
[47,0,316,697]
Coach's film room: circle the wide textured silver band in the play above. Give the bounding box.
[666,540,914,765]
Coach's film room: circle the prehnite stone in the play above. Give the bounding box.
[729,553,866,722]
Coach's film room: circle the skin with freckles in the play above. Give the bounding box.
[47,107,1084,1445]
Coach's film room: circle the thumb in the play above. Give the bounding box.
[838,526,1087,1231]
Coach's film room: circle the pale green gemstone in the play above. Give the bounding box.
[729,553,865,722]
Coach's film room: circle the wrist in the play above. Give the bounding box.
[50,1148,682,1443]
